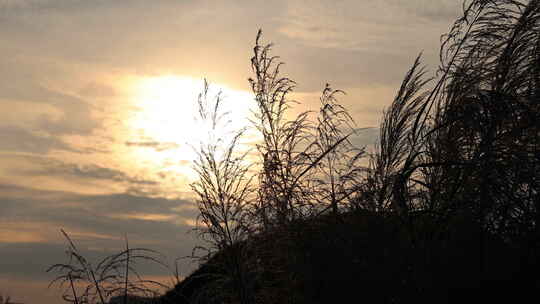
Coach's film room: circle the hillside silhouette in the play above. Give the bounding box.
[168,1,540,303]
[49,0,540,303]
[156,211,533,303]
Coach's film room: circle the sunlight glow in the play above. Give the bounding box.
[126,75,254,181]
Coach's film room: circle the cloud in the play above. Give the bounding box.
[33,162,159,185]
[0,154,158,190]
[0,0,283,90]
[278,0,460,54]
[0,242,71,279]
[78,81,116,98]
[271,0,460,91]
[384,0,462,22]
[0,68,99,137]
[0,126,72,154]
[0,0,459,95]
[0,0,55,10]
[0,183,199,280]
[125,141,180,152]
[0,183,197,236]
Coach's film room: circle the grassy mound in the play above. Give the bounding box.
[157,210,539,304]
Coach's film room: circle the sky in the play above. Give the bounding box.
[0,1,462,303]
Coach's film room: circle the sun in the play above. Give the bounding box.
[126,75,254,173]
[133,76,205,146]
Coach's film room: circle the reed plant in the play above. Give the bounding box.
[49,0,540,302]
[48,230,169,304]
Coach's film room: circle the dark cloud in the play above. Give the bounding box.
[34,98,98,137]
[78,82,116,98]
[76,192,196,218]
[0,184,197,234]
[0,184,199,279]
[0,242,70,280]
[6,155,157,186]
[42,163,158,185]
[0,126,72,154]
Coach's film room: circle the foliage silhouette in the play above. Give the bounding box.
[0,293,23,304]
[312,84,365,216]
[48,0,540,303]
[181,0,540,303]
[190,80,256,304]
[48,230,169,304]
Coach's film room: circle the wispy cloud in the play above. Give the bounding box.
[125,141,180,152]
[30,161,159,185]
[0,126,73,154]
[0,183,199,282]
[279,0,457,54]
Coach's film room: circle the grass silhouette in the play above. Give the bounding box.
[0,293,24,304]
[48,230,169,304]
[47,0,540,303]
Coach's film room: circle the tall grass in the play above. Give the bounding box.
[48,230,169,304]
[48,0,540,302]
[189,29,364,304]
[189,0,540,301]
[0,293,24,304]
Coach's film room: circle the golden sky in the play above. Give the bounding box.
[0,1,461,303]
